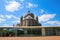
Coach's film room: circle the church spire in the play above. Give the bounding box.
[28,10,30,13]
[28,10,30,12]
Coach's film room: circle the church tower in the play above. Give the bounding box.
[20,16,23,26]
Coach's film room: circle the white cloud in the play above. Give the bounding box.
[0,14,4,18]
[46,21,58,24]
[5,14,19,19]
[26,2,38,8]
[38,14,56,22]
[0,18,6,23]
[5,1,23,12]
[3,24,9,26]
[12,19,20,23]
[0,14,6,23]
[5,15,13,19]
[5,14,20,24]
[44,21,60,26]
[20,0,24,2]
[4,14,20,26]
[0,22,12,27]
[40,9,45,14]
[11,17,20,24]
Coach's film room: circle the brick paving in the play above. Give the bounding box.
[0,36,60,40]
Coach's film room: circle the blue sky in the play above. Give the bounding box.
[0,0,60,27]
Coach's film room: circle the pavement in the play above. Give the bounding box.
[0,36,60,40]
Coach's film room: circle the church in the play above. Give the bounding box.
[0,11,60,37]
[16,10,41,26]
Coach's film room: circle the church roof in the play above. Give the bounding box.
[24,10,34,18]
